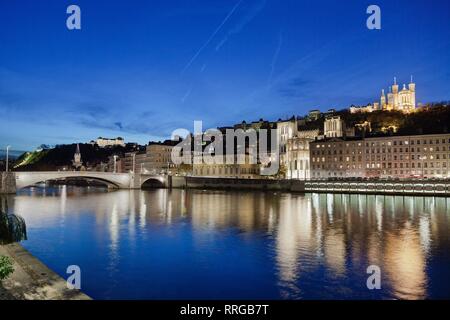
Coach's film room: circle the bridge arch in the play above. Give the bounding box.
[15,172,132,190]
[140,176,166,189]
[43,176,120,189]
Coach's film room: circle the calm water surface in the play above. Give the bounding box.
[4,186,450,299]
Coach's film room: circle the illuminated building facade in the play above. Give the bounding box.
[192,155,260,179]
[310,133,450,179]
[286,129,319,180]
[277,117,298,168]
[93,137,126,148]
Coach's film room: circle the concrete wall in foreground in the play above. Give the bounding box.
[0,173,16,194]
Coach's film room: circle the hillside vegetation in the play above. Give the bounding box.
[340,104,450,136]
[13,143,138,171]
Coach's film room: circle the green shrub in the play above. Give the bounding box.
[0,255,14,281]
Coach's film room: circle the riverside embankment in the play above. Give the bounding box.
[170,176,450,196]
[0,243,90,300]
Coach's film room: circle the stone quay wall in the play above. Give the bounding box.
[0,173,16,194]
[170,176,305,192]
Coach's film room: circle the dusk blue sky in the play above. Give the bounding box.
[1,0,450,151]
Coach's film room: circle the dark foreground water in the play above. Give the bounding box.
[4,186,450,299]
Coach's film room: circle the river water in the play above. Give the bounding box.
[3,186,450,299]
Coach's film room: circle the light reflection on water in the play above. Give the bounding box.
[4,186,450,299]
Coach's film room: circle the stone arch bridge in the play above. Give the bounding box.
[2,171,169,192]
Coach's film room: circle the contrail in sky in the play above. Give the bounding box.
[181,0,243,75]
[267,32,283,87]
[181,87,192,104]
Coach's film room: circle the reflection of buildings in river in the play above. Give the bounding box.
[275,194,313,289]
[326,194,334,223]
[189,192,236,230]
[186,190,323,295]
[375,195,383,232]
[429,198,450,253]
[319,194,347,276]
[311,193,323,256]
[134,189,185,225]
[139,191,147,229]
[361,195,430,299]
[127,191,136,240]
[11,187,449,299]
[419,214,431,255]
[383,228,427,300]
[60,185,67,218]
[308,193,434,293]
[188,191,277,233]
[14,188,144,234]
[323,228,346,276]
[323,195,346,277]
[109,202,119,253]
[363,196,384,267]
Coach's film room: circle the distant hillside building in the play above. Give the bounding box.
[351,77,416,114]
[306,110,322,121]
[324,116,345,138]
[93,137,125,148]
[349,104,377,114]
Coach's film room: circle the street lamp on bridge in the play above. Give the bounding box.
[113,155,118,173]
[5,145,11,172]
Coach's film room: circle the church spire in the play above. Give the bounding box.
[73,144,82,170]
[380,89,386,106]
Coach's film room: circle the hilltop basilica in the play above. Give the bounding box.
[350,77,416,114]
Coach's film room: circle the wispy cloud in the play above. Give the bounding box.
[278,77,313,98]
[114,122,123,130]
[181,0,244,75]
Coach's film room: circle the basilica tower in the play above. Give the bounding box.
[380,89,386,107]
[384,77,416,113]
